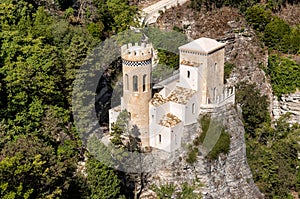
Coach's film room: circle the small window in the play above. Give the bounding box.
[133,75,138,91]
[143,74,147,92]
[192,103,195,114]
[187,70,190,78]
[159,134,161,143]
[125,74,129,90]
[214,63,217,71]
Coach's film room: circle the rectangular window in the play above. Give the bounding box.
[159,134,161,143]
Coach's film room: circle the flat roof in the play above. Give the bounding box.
[179,37,226,54]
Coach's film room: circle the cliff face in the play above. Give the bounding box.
[203,105,263,198]
[142,105,263,198]
[157,5,272,97]
[273,91,300,124]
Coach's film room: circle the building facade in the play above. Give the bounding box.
[109,38,235,152]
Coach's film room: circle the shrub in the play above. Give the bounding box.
[186,144,199,164]
[266,55,300,97]
[245,5,272,31]
[235,82,270,136]
[263,17,290,50]
[224,62,235,83]
[206,129,230,160]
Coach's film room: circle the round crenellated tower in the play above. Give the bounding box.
[121,43,153,147]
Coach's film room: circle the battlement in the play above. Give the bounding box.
[121,43,153,62]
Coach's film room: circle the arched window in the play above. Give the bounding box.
[133,75,138,92]
[187,70,190,78]
[125,74,129,90]
[213,87,217,100]
[192,103,195,114]
[143,74,147,92]
[214,63,217,71]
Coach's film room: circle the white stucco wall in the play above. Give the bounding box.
[159,79,178,97]
[184,94,199,125]
[178,65,199,91]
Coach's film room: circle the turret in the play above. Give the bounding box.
[121,43,153,146]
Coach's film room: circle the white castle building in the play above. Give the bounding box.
[109,38,235,152]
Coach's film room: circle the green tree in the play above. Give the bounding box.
[245,5,272,32]
[263,17,290,50]
[247,116,300,198]
[266,55,300,97]
[281,25,300,54]
[236,82,270,136]
[86,157,123,199]
[0,135,81,198]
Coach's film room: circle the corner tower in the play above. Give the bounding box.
[178,38,226,104]
[121,43,153,146]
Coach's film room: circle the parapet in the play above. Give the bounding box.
[121,43,153,62]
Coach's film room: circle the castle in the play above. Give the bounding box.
[109,38,235,152]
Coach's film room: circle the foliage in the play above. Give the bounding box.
[186,144,199,164]
[266,55,300,97]
[246,115,300,198]
[87,157,124,199]
[0,135,84,198]
[207,129,230,160]
[263,17,291,50]
[177,182,202,199]
[281,25,300,54]
[244,4,299,54]
[157,49,179,69]
[245,5,272,32]
[153,182,202,199]
[152,183,176,198]
[224,62,235,83]
[235,82,270,136]
[94,0,139,34]
[198,114,211,143]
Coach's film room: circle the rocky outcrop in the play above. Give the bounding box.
[144,104,263,198]
[272,91,300,124]
[157,5,273,98]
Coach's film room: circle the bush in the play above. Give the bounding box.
[224,62,235,83]
[207,129,230,160]
[186,144,199,164]
[266,55,300,97]
[263,17,290,50]
[235,82,270,136]
[245,5,272,31]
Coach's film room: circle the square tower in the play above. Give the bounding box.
[178,38,226,104]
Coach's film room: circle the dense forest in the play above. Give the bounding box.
[0,0,299,198]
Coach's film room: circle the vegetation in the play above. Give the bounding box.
[0,0,139,198]
[236,82,300,198]
[266,55,300,97]
[207,129,230,160]
[224,62,235,83]
[246,116,300,198]
[186,115,230,163]
[152,182,202,199]
[235,82,270,136]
